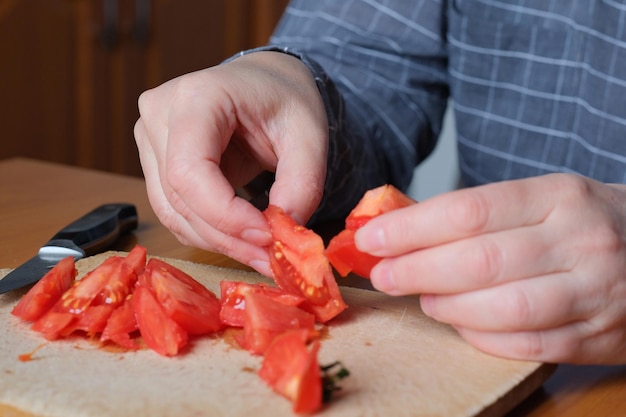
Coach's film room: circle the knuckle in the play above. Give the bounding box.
[447,191,491,235]
[555,174,593,204]
[466,238,504,285]
[501,287,534,329]
[517,332,547,359]
[133,119,146,144]
[137,88,157,116]
[590,223,623,256]
[165,160,194,191]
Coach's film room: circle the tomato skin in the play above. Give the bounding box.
[264,205,347,323]
[259,329,322,414]
[11,256,76,322]
[143,258,222,335]
[133,285,188,356]
[241,292,316,355]
[326,184,416,278]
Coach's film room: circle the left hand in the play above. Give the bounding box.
[355,173,626,364]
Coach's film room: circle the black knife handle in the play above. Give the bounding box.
[44,203,138,256]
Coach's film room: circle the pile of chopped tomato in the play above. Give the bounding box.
[11,184,413,413]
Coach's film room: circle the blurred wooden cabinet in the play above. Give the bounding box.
[0,0,289,176]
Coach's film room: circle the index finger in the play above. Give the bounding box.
[356,174,564,256]
[164,80,271,242]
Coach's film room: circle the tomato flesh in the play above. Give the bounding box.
[31,311,75,340]
[240,291,316,355]
[345,184,416,229]
[133,285,188,356]
[264,205,347,323]
[219,281,304,328]
[100,295,139,350]
[326,184,416,278]
[259,329,322,414]
[143,258,222,335]
[11,256,76,322]
[325,229,382,278]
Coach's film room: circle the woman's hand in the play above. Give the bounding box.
[134,52,329,276]
[357,174,626,364]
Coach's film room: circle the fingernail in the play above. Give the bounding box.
[241,228,272,246]
[250,259,272,277]
[371,263,396,293]
[356,224,386,253]
[420,294,435,317]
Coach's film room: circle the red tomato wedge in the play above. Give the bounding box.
[69,304,116,335]
[219,281,304,328]
[30,311,75,340]
[57,256,128,314]
[263,205,347,323]
[259,329,322,414]
[344,184,416,229]
[133,285,188,356]
[11,256,76,322]
[141,258,222,335]
[240,291,316,355]
[326,185,416,278]
[100,295,139,350]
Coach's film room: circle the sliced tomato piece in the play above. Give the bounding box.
[133,285,188,356]
[325,229,382,278]
[100,295,139,350]
[259,329,322,414]
[143,258,212,295]
[31,311,75,340]
[344,184,416,230]
[326,184,416,278]
[219,281,304,328]
[57,256,126,315]
[11,256,76,322]
[143,258,222,335]
[122,245,147,276]
[264,205,347,323]
[68,304,116,336]
[241,292,316,355]
[94,245,145,306]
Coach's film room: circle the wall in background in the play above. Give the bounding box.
[407,103,460,201]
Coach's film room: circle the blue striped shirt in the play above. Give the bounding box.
[243,0,626,223]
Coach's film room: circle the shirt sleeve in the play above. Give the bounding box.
[233,0,450,224]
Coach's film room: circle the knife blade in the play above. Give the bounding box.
[0,203,138,294]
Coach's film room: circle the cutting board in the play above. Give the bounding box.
[0,253,556,417]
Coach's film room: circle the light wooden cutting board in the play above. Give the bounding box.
[0,253,556,417]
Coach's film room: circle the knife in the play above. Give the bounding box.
[0,203,138,294]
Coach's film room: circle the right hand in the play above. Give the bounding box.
[134,52,329,275]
